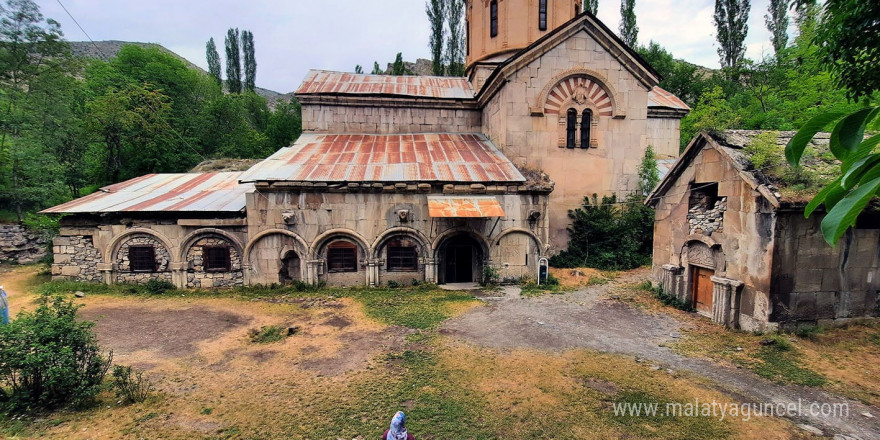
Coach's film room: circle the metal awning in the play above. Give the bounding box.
[427,196,505,218]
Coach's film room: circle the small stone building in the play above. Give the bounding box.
[44,1,689,287]
[648,130,880,331]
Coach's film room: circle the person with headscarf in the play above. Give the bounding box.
[382,411,414,440]
[0,286,9,324]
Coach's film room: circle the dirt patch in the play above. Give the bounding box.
[80,306,250,359]
[297,326,409,376]
[549,266,605,288]
[322,315,352,329]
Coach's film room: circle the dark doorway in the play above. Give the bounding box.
[279,251,301,283]
[441,234,482,284]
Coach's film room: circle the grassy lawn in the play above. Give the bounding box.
[622,282,880,407]
[0,266,816,439]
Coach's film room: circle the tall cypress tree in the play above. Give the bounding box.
[445,0,465,77]
[205,37,222,86]
[764,0,788,55]
[371,61,383,75]
[714,0,750,72]
[426,0,446,76]
[585,0,598,15]
[619,0,638,47]
[241,30,257,92]
[224,28,242,93]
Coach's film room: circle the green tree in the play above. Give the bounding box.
[426,0,446,76]
[445,0,465,76]
[0,0,71,220]
[618,0,638,47]
[714,0,750,72]
[635,41,711,106]
[241,30,256,92]
[680,85,740,149]
[265,98,302,150]
[764,0,788,56]
[224,27,241,93]
[355,64,363,74]
[391,52,407,75]
[785,0,880,245]
[584,0,598,15]
[371,61,383,75]
[206,37,222,86]
[638,145,660,196]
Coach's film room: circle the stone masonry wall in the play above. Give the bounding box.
[185,237,244,288]
[688,197,727,235]
[115,234,172,284]
[301,104,482,134]
[0,224,47,264]
[51,235,101,282]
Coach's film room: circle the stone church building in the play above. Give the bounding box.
[44,0,688,287]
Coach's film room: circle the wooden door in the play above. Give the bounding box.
[692,267,714,315]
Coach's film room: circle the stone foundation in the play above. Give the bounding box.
[51,235,101,282]
[184,237,244,288]
[115,234,172,284]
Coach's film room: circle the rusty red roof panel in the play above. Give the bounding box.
[295,70,475,100]
[239,133,525,184]
[648,86,690,111]
[40,172,252,214]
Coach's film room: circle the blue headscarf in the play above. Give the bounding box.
[0,287,8,324]
[388,411,408,440]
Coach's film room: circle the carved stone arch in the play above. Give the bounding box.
[431,228,491,257]
[680,238,726,273]
[179,228,244,261]
[244,229,309,263]
[493,227,545,254]
[310,228,372,260]
[371,227,431,259]
[106,228,176,264]
[531,68,625,118]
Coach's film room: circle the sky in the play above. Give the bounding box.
[37,0,789,93]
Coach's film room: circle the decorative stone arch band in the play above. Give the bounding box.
[309,229,373,260]
[430,228,492,257]
[370,227,432,260]
[105,228,176,264]
[178,228,245,262]
[531,68,625,119]
[243,229,310,262]
[492,227,546,255]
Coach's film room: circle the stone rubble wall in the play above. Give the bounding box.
[51,235,101,282]
[185,236,244,288]
[0,224,47,264]
[115,234,172,284]
[688,197,727,235]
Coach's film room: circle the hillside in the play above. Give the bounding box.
[68,40,288,102]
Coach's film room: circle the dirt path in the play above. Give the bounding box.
[442,272,880,439]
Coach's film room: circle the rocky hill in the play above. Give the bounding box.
[68,40,287,102]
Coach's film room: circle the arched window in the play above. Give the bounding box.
[538,0,548,31]
[327,240,358,272]
[580,109,592,148]
[387,239,419,272]
[566,108,577,149]
[490,0,498,38]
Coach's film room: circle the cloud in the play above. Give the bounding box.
[38,0,788,92]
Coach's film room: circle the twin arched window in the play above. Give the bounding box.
[565,108,593,149]
[490,0,498,38]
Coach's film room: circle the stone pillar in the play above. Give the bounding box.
[659,264,683,298]
[241,264,253,286]
[424,258,437,284]
[367,259,378,287]
[710,275,743,328]
[306,259,323,285]
[97,263,113,285]
[169,262,187,288]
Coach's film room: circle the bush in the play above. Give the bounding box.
[111,365,153,404]
[249,326,286,343]
[0,296,112,413]
[144,279,176,295]
[481,266,500,287]
[387,280,401,289]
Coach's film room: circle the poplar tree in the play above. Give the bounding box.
[445,0,466,76]
[585,0,598,15]
[241,30,256,92]
[714,0,750,72]
[224,28,242,93]
[764,0,788,55]
[426,0,446,76]
[372,62,383,75]
[355,65,364,74]
[205,37,222,86]
[391,53,407,75]
[619,0,638,47]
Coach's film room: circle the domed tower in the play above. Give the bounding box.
[466,0,582,73]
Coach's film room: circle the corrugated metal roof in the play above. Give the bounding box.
[427,196,506,217]
[295,70,475,99]
[648,86,690,110]
[41,172,252,214]
[239,133,526,184]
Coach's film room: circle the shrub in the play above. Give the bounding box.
[249,326,286,343]
[641,282,695,312]
[0,296,112,413]
[387,280,401,289]
[144,279,176,295]
[111,365,153,404]
[481,266,500,287]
